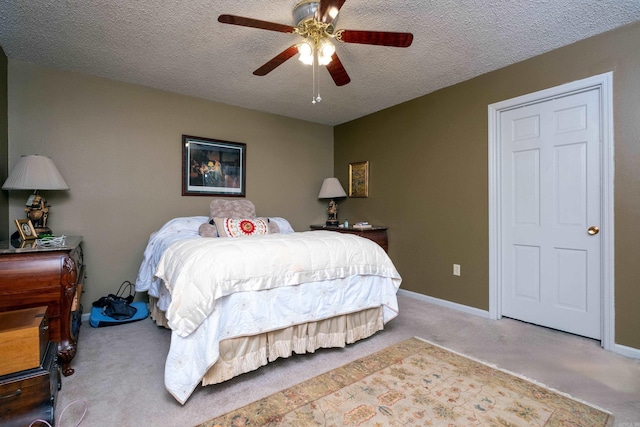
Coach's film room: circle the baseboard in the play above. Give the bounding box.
[398,288,640,359]
[613,343,640,360]
[397,288,491,319]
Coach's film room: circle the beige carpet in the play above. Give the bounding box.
[54,294,640,426]
[198,337,612,427]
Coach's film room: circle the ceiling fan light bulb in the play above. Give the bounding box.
[299,54,314,65]
[318,40,335,65]
[298,41,314,65]
[320,41,335,57]
[298,41,313,56]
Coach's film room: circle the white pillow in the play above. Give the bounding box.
[268,217,295,233]
[213,217,270,238]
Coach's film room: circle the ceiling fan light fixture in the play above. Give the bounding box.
[218,0,413,102]
[298,40,314,65]
[318,39,335,65]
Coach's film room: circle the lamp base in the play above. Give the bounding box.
[325,219,339,227]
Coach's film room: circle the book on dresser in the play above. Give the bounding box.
[353,221,373,229]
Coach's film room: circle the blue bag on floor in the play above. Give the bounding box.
[90,301,149,327]
[90,281,149,327]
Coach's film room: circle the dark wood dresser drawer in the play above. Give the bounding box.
[0,341,60,427]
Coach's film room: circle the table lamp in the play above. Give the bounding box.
[318,177,347,227]
[2,155,69,235]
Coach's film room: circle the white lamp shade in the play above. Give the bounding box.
[2,155,69,191]
[318,177,347,199]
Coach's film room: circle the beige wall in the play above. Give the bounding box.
[335,21,640,349]
[6,61,334,307]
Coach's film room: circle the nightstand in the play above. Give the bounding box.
[0,236,85,376]
[310,225,389,252]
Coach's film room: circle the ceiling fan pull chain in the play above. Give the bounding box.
[311,53,317,104]
[316,49,322,104]
[312,48,322,104]
[316,61,322,103]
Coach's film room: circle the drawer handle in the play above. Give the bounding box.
[0,388,22,400]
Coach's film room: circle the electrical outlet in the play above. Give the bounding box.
[453,264,461,276]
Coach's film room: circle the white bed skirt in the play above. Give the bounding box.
[148,296,383,386]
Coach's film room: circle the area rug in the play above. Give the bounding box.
[197,337,613,427]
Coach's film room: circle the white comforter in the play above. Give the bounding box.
[157,231,401,338]
[136,216,208,310]
[136,222,401,404]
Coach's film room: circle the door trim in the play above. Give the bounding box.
[488,72,614,350]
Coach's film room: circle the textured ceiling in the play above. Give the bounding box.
[1,1,640,126]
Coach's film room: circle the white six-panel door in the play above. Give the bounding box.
[500,88,601,339]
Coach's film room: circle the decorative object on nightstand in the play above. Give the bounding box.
[2,155,70,235]
[318,177,347,227]
[310,224,389,253]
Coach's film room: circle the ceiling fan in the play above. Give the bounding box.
[218,0,413,94]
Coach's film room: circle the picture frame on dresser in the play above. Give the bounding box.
[14,219,37,240]
[182,134,246,197]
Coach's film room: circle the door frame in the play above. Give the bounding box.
[488,72,614,350]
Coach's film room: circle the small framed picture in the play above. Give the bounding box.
[349,161,369,198]
[15,219,37,240]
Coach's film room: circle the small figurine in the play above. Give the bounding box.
[326,200,338,225]
[25,194,50,230]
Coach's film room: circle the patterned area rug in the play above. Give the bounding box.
[197,337,612,427]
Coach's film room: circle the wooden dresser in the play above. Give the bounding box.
[310,225,389,253]
[0,236,84,376]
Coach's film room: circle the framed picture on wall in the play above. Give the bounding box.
[349,161,369,198]
[15,219,37,240]
[182,135,246,197]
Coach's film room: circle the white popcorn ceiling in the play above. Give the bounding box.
[1,1,639,125]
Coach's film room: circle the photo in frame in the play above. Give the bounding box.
[182,135,246,197]
[349,161,369,198]
[15,219,37,240]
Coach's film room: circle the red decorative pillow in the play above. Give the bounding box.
[213,217,270,238]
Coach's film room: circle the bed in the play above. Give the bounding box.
[135,200,401,404]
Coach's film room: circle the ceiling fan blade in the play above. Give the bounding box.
[218,14,295,33]
[325,53,351,86]
[253,45,299,76]
[337,30,413,47]
[316,0,346,24]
